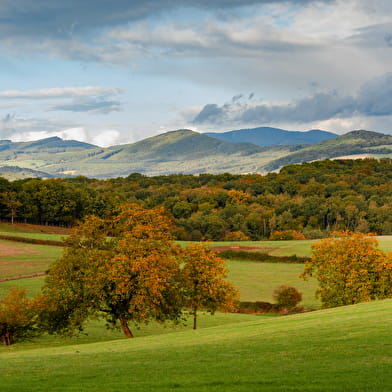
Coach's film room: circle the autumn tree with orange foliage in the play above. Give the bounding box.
[181,243,239,329]
[301,231,392,308]
[43,203,183,338]
[0,288,43,345]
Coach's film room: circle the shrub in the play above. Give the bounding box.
[273,285,302,308]
[223,231,250,241]
[269,230,306,240]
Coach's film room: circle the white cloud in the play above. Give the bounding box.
[0,86,125,100]
[7,126,124,147]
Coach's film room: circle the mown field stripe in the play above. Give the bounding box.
[1,300,391,392]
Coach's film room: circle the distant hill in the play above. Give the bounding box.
[0,137,97,160]
[0,165,54,180]
[264,130,392,171]
[53,129,296,177]
[205,127,337,146]
[1,129,392,178]
[99,129,263,161]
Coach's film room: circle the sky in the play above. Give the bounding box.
[1,0,392,146]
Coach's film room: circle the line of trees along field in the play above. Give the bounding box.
[2,158,392,240]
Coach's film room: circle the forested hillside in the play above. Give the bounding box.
[1,158,392,240]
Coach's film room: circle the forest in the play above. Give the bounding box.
[1,158,392,240]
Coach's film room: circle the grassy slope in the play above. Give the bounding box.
[1,299,391,391]
[264,130,392,170]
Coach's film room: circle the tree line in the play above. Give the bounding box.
[2,158,392,239]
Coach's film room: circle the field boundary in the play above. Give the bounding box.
[0,234,64,247]
[213,247,310,263]
[0,272,47,283]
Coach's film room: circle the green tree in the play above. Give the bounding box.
[181,243,239,330]
[1,191,22,224]
[43,203,183,338]
[301,231,392,308]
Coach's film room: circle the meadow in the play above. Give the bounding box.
[1,223,391,391]
[1,299,391,391]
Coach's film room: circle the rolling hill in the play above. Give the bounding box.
[1,299,391,391]
[16,129,299,178]
[264,129,392,171]
[206,126,337,146]
[1,129,392,178]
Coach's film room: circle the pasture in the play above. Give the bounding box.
[1,224,392,391]
[0,239,62,280]
[1,299,391,391]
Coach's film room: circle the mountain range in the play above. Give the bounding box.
[205,127,336,146]
[0,127,391,179]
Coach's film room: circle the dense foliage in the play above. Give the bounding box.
[2,158,392,239]
[302,231,392,307]
[43,204,237,337]
[0,288,43,345]
[181,243,239,329]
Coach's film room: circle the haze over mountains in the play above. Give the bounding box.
[205,127,337,146]
[0,127,391,179]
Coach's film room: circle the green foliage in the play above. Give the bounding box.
[3,158,392,240]
[215,249,309,263]
[302,231,392,307]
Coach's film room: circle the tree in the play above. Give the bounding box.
[1,191,22,224]
[0,288,42,345]
[181,243,239,329]
[301,231,392,308]
[273,285,302,309]
[43,203,183,338]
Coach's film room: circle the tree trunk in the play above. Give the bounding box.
[2,331,13,346]
[193,307,198,330]
[119,316,134,338]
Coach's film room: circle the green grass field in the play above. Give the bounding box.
[1,224,392,391]
[209,235,392,257]
[228,260,320,308]
[1,299,391,391]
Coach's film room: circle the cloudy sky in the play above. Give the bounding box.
[1,0,392,146]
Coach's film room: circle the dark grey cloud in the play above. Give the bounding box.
[51,98,123,114]
[192,73,392,125]
[357,73,392,116]
[193,104,228,123]
[0,0,332,39]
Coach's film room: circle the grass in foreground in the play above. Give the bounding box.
[1,299,391,391]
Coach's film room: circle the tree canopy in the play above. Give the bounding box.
[181,243,239,329]
[302,231,392,307]
[3,158,392,239]
[43,204,183,338]
[43,203,237,337]
[0,288,42,346]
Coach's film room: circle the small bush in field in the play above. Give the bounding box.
[269,230,306,240]
[224,231,250,241]
[273,285,302,308]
